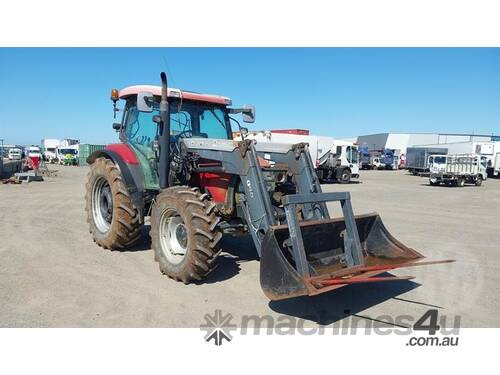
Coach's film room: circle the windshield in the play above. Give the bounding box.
[125,99,231,142]
[59,149,78,155]
[349,146,358,163]
[169,99,230,139]
[434,156,446,164]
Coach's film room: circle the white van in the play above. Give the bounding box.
[8,148,22,160]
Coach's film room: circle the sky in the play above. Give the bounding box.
[0,48,499,146]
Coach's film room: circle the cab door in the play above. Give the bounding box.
[123,101,160,189]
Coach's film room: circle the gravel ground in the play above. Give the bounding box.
[1,165,499,327]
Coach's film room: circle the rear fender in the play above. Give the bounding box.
[87,148,145,212]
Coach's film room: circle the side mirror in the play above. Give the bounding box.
[112,122,122,131]
[137,91,154,112]
[242,105,255,123]
[152,115,162,124]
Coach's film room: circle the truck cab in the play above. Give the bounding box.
[428,154,447,174]
[327,143,359,182]
[359,147,371,169]
[8,148,22,160]
[379,148,400,170]
[56,146,79,165]
[42,139,61,163]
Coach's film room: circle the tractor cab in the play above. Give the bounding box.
[109,85,255,190]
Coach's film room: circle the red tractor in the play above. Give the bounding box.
[85,72,450,300]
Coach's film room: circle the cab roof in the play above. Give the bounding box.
[119,85,232,106]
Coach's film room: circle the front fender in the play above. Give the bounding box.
[87,149,145,211]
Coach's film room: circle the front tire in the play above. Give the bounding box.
[338,169,351,184]
[475,175,483,186]
[151,186,222,283]
[85,157,142,249]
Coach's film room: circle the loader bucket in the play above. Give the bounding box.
[260,212,450,301]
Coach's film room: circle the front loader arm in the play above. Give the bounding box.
[181,138,330,256]
[182,138,276,255]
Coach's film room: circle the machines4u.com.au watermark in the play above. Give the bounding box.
[200,309,460,346]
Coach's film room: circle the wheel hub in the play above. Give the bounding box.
[92,177,113,233]
[159,210,188,264]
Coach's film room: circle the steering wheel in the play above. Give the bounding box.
[128,121,140,140]
[174,130,193,139]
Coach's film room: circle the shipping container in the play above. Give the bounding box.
[78,144,106,165]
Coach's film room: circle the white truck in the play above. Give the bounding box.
[239,130,359,183]
[486,141,500,177]
[42,138,61,163]
[406,146,449,175]
[8,148,22,160]
[27,146,41,159]
[489,152,500,177]
[418,140,494,168]
[322,140,360,183]
[428,154,487,187]
[56,145,79,165]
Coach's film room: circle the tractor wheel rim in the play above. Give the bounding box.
[92,177,113,233]
[159,209,188,265]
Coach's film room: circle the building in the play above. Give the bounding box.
[357,133,496,155]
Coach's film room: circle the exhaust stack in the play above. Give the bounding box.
[159,72,170,188]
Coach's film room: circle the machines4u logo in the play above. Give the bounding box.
[200,310,237,346]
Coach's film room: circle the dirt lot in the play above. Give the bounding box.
[1,165,499,327]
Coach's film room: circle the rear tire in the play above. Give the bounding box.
[85,157,142,249]
[151,186,222,283]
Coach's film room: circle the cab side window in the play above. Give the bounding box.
[125,105,158,149]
